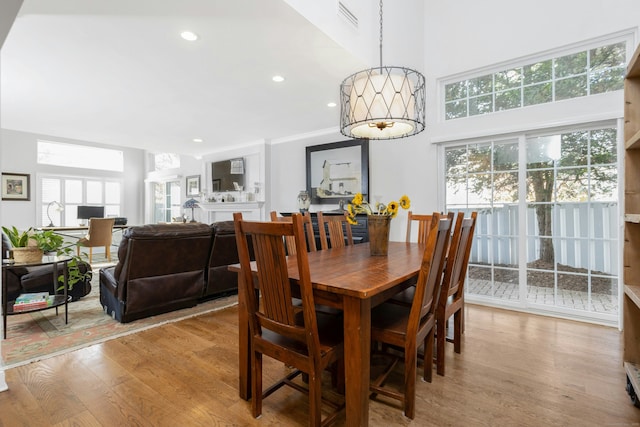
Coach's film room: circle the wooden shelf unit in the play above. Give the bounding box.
[624,42,640,407]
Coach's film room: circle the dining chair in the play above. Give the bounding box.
[233,212,345,427]
[390,211,454,304]
[317,211,353,250]
[270,210,340,317]
[368,212,452,419]
[435,211,477,376]
[269,211,317,254]
[76,217,115,263]
[405,211,433,244]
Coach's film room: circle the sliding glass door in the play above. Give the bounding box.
[444,123,619,324]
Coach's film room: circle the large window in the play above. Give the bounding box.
[444,38,628,120]
[37,140,124,172]
[445,124,619,324]
[40,176,122,227]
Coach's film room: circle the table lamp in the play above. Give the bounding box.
[46,201,64,226]
[183,198,199,223]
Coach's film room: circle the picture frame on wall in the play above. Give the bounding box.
[305,139,369,205]
[1,172,30,201]
[186,175,201,196]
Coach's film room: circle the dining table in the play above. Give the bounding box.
[230,241,426,427]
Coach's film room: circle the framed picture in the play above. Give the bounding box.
[305,139,369,205]
[1,172,30,201]
[186,175,201,196]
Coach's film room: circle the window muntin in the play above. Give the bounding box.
[444,40,627,120]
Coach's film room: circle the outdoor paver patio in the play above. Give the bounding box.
[467,279,618,314]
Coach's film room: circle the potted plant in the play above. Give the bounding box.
[1,226,46,263]
[32,229,64,254]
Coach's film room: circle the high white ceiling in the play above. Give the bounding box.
[0,0,366,157]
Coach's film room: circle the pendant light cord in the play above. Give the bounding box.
[379,0,383,69]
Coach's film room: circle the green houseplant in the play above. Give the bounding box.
[2,226,46,263]
[2,226,91,291]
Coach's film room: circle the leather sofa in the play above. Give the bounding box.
[2,232,93,302]
[99,221,244,323]
[204,220,242,299]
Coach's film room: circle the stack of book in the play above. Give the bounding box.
[13,292,54,311]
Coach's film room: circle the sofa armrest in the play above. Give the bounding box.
[99,266,118,297]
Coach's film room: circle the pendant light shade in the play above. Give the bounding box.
[339,0,426,140]
[340,66,425,139]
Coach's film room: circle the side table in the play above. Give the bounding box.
[2,255,71,339]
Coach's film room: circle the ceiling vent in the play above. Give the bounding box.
[338,1,358,29]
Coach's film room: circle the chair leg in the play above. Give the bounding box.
[404,346,417,419]
[88,248,93,264]
[330,359,345,394]
[309,369,322,427]
[423,330,434,384]
[106,245,111,261]
[454,308,462,354]
[436,315,446,376]
[251,351,263,419]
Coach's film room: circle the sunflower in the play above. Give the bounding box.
[345,193,410,219]
[386,201,399,217]
[399,195,411,210]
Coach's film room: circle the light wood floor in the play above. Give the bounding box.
[1,303,639,426]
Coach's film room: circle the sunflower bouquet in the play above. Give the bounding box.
[346,192,411,225]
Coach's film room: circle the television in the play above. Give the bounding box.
[77,205,105,220]
[211,158,245,192]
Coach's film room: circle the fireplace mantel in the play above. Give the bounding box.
[198,201,264,222]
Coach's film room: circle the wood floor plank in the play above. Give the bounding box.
[1,303,639,426]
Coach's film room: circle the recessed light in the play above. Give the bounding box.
[180,31,198,41]
[192,138,203,143]
[272,75,285,83]
[327,102,337,108]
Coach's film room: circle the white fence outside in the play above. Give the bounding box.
[466,202,619,275]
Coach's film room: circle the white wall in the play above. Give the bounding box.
[0,129,145,229]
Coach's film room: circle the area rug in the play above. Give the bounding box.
[1,265,238,369]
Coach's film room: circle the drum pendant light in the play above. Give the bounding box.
[339,0,426,140]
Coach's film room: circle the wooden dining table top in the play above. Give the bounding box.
[284,241,424,297]
[230,241,424,297]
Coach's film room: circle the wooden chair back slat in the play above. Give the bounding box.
[317,211,353,250]
[443,212,477,300]
[405,211,433,244]
[269,211,317,254]
[410,212,452,328]
[435,210,478,376]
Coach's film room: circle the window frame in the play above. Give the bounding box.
[439,31,634,122]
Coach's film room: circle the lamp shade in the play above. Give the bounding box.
[183,198,198,209]
[340,66,425,140]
